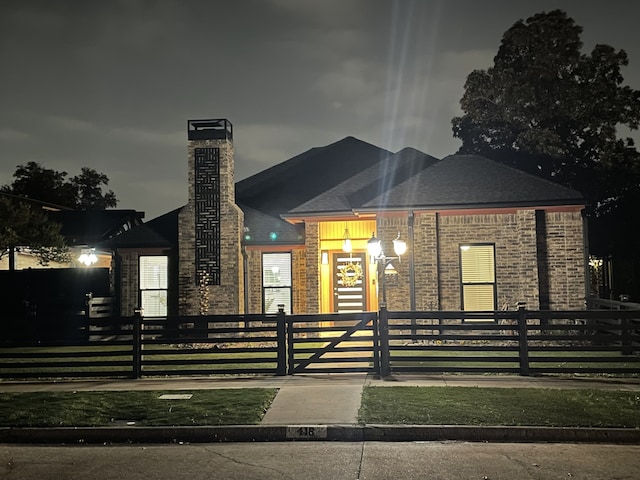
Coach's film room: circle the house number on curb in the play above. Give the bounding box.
[286,426,328,439]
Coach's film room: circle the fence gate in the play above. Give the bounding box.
[286,312,379,374]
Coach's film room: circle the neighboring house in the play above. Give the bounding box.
[109,119,587,318]
[0,191,143,270]
[0,198,144,329]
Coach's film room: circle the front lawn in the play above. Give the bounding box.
[359,386,640,428]
[0,389,277,427]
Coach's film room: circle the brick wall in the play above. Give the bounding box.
[304,222,320,313]
[118,251,140,316]
[376,216,411,310]
[543,211,586,309]
[245,249,263,313]
[292,248,307,313]
[411,213,439,310]
[406,209,585,312]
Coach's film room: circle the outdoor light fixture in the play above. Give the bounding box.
[342,226,352,253]
[392,233,407,258]
[78,248,98,266]
[366,232,406,306]
[367,231,407,378]
[366,233,382,260]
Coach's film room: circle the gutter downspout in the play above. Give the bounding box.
[408,211,416,311]
[242,245,249,314]
[408,211,416,339]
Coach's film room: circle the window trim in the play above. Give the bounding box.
[459,243,497,315]
[261,252,293,314]
[139,255,169,318]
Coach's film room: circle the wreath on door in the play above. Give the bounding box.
[338,261,363,287]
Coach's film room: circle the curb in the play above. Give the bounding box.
[2,425,640,445]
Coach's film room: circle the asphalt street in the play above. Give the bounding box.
[2,441,640,480]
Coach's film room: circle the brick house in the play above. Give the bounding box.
[109,119,587,318]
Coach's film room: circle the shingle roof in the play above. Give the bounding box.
[360,154,585,210]
[101,207,181,249]
[240,204,304,246]
[286,148,438,216]
[236,136,392,216]
[47,209,145,245]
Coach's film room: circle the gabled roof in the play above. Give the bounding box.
[360,154,585,211]
[47,209,145,245]
[236,136,392,216]
[102,207,181,249]
[285,148,439,217]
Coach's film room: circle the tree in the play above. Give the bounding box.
[1,162,118,210]
[71,167,118,210]
[0,196,69,270]
[452,9,640,298]
[452,10,640,206]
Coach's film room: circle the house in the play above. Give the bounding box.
[0,191,143,271]
[107,118,587,318]
[0,196,144,333]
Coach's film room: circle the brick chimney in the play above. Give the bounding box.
[178,119,244,314]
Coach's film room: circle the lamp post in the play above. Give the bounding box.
[367,232,407,377]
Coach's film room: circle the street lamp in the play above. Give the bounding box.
[367,232,407,307]
[367,231,406,377]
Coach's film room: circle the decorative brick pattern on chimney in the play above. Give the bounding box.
[178,120,244,315]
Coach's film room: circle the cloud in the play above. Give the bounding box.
[0,128,29,141]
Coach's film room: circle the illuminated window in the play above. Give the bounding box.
[262,252,292,314]
[460,244,496,312]
[140,256,168,317]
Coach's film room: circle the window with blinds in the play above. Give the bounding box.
[139,256,168,317]
[262,252,292,314]
[460,244,496,312]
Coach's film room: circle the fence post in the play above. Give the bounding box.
[621,316,632,355]
[517,304,530,376]
[372,312,381,376]
[276,304,287,375]
[379,306,391,377]
[132,308,143,379]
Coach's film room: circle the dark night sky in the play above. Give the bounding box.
[1,0,639,220]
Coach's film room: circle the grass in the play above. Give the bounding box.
[0,389,277,427]
[2,385,638,429]
[358,386,640,428]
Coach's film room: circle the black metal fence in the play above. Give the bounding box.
[0,312,286,379]
[286,311,378,374]
[381,308,640,376]
[0,305,638,380]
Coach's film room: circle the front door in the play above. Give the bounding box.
[332,252,367,313]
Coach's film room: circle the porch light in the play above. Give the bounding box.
[392,232,407,257]
[367,231,407,305]
[366,233,382,259]
[342,227,352,253]
[78,248,98,266]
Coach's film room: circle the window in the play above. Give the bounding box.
[262,252,292,314]
[460,244,496,312]
[140,256,168,317]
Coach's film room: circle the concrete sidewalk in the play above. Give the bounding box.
[2,374,640,444]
